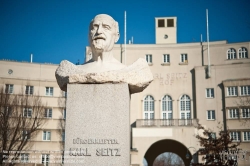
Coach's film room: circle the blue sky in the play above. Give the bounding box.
[1,0,250,64]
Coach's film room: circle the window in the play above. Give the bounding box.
[180,95,191,111]
[210,133,216,139]
[44,108,52,118]
[62,131,65,141]
[180,95,191,119]
[63,91,67,97]
[243,131,250,141]
[162,95,172,119]
[180,54,188,63]
[238,47,248,58]
[63,109,66,119]
[42,154,50,166]
[242,108,250,118]
[207,110,215,120]
[206,88,214,98]
[43,131,51,141]
[227,86,237,96]
[23,108,32,117]
[240,86,250,96]
[5,84,14,94]
[163,54,170,63]
[45,87,53,96]
[20,153,29,163]
[21,130,30,140]
[229,109,239,119]
[158,19,165,27]
[227,48,236,59]
[167,19,174,27]
[145,54,152,64]
[230,131,240,141]
[2,107,12,116]
[144,95,154,119]
[25,86,34,95]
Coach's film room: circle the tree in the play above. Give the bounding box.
[153,152,185,166]
[192,121,240,166]
[0,87,47,165]
[236,96,250,126]
[56,91,66,165]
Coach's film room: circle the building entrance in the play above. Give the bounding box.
[144,139,193,166]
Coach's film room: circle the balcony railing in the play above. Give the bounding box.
[136,119,196,127]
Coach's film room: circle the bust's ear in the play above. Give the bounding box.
[115,32,120,43]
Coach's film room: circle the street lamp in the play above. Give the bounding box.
[186,147,197,160]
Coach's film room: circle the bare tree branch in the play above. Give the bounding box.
[0,86,48,165]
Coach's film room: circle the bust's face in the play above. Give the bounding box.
[89,14,119,52]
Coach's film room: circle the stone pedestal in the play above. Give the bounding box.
[64,84,130,166]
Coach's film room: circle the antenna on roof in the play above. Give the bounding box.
[206,9,211,78]
[30,54,33,63]
[124,11,127,65]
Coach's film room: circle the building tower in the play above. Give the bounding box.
[155,17,177,44]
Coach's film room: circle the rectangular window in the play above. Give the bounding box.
[145,54,152,63]
[227,86,237,96]
[5,84,14,94]
[158,19,165,27]
[45,87,53,96]
[243,131,250,141]
[20,153,29,163]
[230,131,240,141]
[2,107,12,116]
[181,113,185,119]
[62,131,65,142]
[167,19,174,27]
[207,110,215,120]
[210,133,216,139]
[242,108,250,118]
[150,113,154,119]
[23,108,32,117]
[229,109,239,119]
[43,131,51,141]
[25,86,34,95]
[206,88,214,98]
[168,113,172,119]
[63,109,66,119]
[163,54,170,63]
[42,154,50,166]
[44,108,52,118]
[180,54,188,63]
[22,130,30,140]
[163,113,166,119]
[63,91,67,98]
[240,86,250,96]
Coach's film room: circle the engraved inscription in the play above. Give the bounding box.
[69,148,91,156]
[154,73,188,85]
[96,148,121,156]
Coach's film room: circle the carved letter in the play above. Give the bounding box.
[115,149,121,156]
[96,148,101,156]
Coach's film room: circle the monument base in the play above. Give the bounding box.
[64,84,130,166]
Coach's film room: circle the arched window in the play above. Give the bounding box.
[238,47,248,58]
[162,95,172,119]
[144,95,154,119]
[180,95,191,119]
[227,48,236,59]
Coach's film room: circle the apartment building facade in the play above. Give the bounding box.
[0,16,250,166]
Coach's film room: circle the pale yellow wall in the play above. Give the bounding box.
[1,40,250,165]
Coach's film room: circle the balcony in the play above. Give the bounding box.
[136,119,196,127]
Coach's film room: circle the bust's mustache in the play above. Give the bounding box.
[93,35,106,40]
